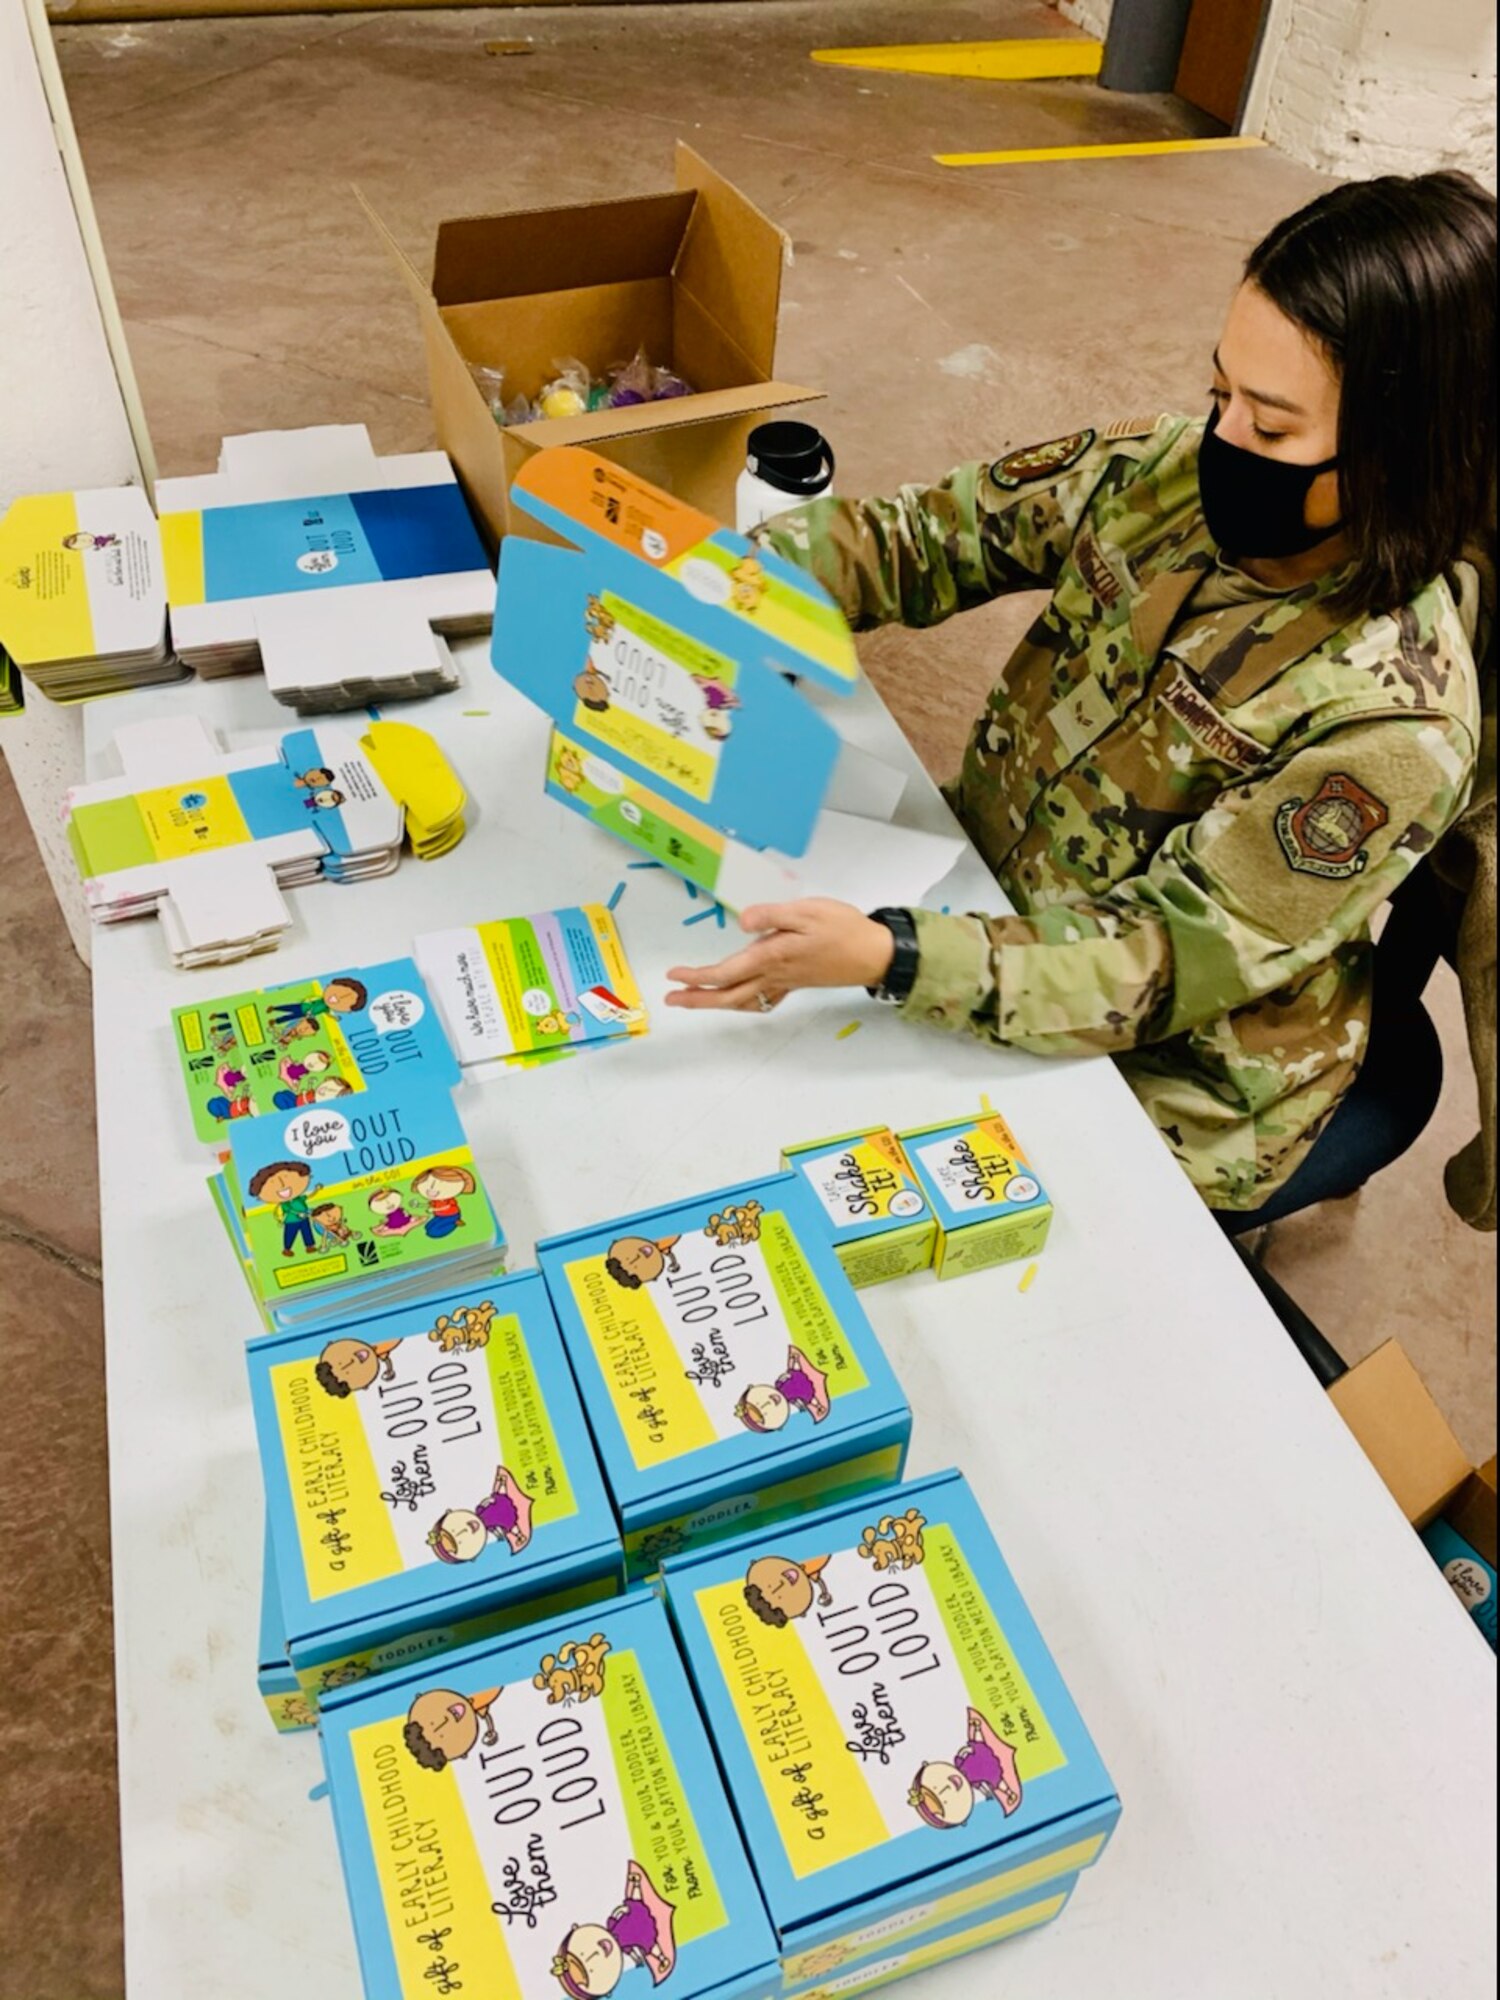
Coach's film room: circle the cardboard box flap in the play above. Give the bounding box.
[506,377,822,450]
[675,143,786,382]
[433,188,698,306]
[353,187,435,315]
[1328,1339,1473,1528]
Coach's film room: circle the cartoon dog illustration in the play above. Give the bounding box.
[584,595,616,645]
[909,1708,1023,1829]
[533,1633,611,1707]
[426,1299,497,1353]
[703,1201,763,1247]
[857,1509,927,1573]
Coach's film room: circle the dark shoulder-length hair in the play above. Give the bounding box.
[1245,171,1496,620]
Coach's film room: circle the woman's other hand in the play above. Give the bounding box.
[665,899,895,1013]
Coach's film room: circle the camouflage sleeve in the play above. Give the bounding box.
[755,426,1123,632]
[898,712,1477,1055]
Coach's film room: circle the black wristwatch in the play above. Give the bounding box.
[866,907,920,1005]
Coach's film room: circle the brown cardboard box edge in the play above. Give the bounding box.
[1446,1455,1498,1568]
[1327,1338,1476,1529]
[354,144,821,547]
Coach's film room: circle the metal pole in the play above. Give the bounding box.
[1099,0,1195,93]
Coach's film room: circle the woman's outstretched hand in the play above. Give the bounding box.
[665,899,895,1013]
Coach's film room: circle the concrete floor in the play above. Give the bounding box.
[2,4,1494,1993]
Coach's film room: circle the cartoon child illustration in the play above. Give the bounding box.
[735,1348,830,1433]
[909,1709,1023,1829]
[553,1861,677,1994]
[294,766,336,788]
[369,1186,420,1236]
[303,787,346,812]
[412,1164,476,1239]
[312,1077,354,1102]
[698,679,740,743]
[743,1554,833,1628]
[280,1048,333,1089]
[61,531,117,552]
[311,1202,354,1248]
[573,661,612,713]
[402,1687,501,1772]
[205,1063,256,1122]
[314,1336,401,1397]
[604,1236,681,1290]
[428,1466,533,1562]
[270,975,367,1033]
[248,1160,318,1256]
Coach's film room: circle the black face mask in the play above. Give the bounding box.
[1198,403,1342,559]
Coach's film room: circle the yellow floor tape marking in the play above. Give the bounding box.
[814,39,1102,83]
[937,136,1266,168]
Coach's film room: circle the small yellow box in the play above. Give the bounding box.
[781,1126,938,1286]
[896,1111,1053,1278]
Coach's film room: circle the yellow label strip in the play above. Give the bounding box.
[814,39,1102,82]
[937,135,1266,168]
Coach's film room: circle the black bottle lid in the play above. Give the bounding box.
[746,421,835,497]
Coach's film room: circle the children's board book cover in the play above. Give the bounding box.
[493,448,858,859]
[249,1271,622,1693]
[220,1078,498,1314]
[173,957,460,1143]
[416,904,647,1069]
[780,1130,936,1287]
[661,1469,1119,1944]
[897,1113,1053,1277]
[535,1173,910,1567]
[319,1588,780,2000]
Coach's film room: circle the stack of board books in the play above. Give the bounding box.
[211,1075,505,1335]
[415,902,647,1076]
[171,956,459,1142]
[0,486,182,701]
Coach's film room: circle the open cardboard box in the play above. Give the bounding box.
[362,145,820,549]
[1329,1338,1495,1556]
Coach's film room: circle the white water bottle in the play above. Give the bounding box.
[735,421,835,534]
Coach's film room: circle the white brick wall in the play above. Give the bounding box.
[1257,0,1497,188]
[1058,0,1115,36]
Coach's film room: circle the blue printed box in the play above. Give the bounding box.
[661,1469,1118,1979]
[537,1172,911,1579]
[249,1269,623,1703]
[782,1874,1079,1998]
[257,1528,317,1734]
[319,1587,781,2000]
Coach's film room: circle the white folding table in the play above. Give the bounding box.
[88,640,1497,1999]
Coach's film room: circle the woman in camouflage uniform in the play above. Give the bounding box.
[667,174,1495,1222]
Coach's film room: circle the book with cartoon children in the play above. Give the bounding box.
[661,1468,1121,1982]
[212,1074,504,1334]
[318,1588,779,2000]
[248,1269,622,1704]
[536,1171,911,1578]
[414,902,647,1075]
[172,955,460,1144]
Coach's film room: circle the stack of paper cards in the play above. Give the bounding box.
[0,487,181,701]
[156,425,493,711]
[171,956,460,1143]
[415,902,647,1077]
[66,715,406,967]
[211,1075,505,1336]
[0,649,21,718]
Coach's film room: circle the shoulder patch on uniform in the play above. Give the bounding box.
[990,429,1096,490]
[1274,773,1389,878]
[1101,415,1163,441]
